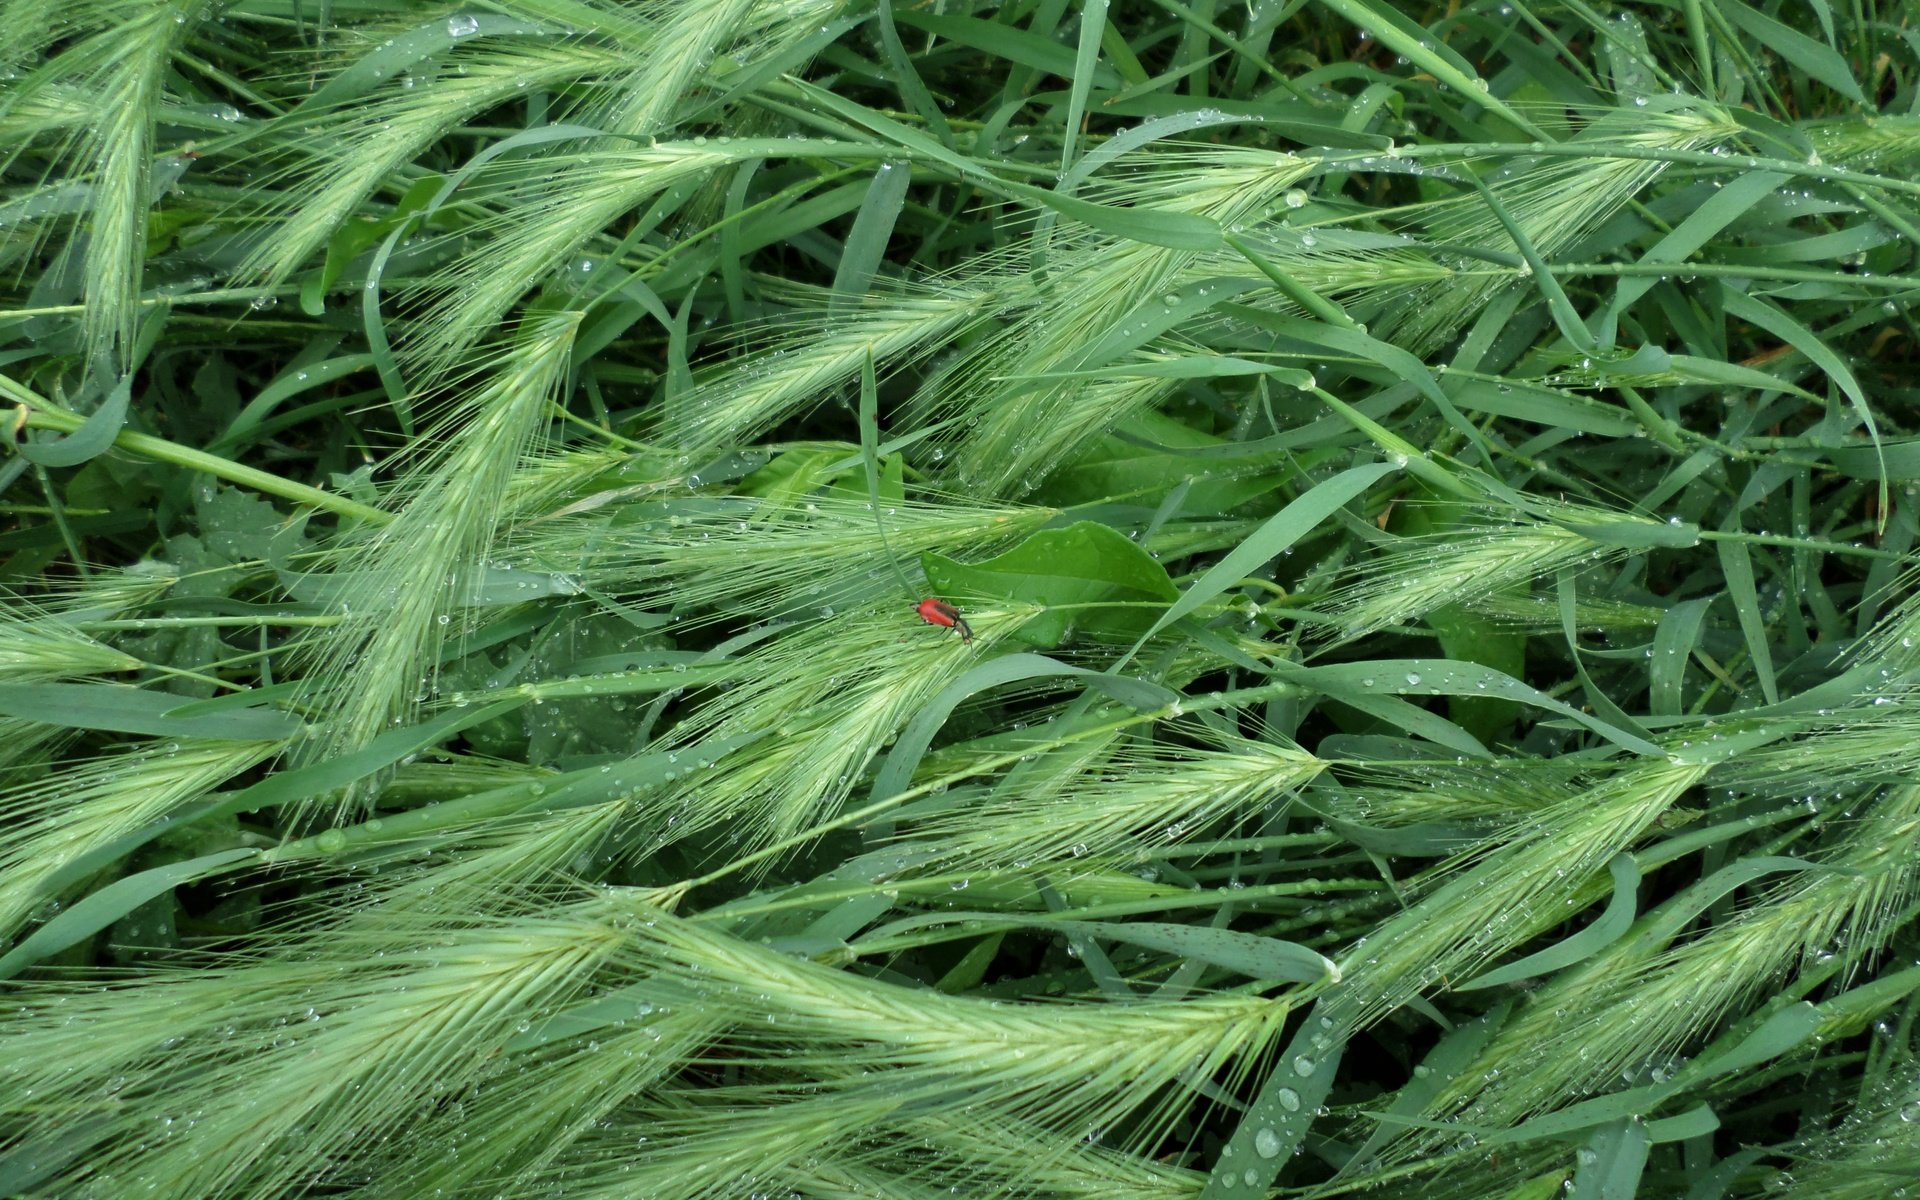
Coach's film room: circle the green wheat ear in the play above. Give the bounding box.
[0,3,1911,1198]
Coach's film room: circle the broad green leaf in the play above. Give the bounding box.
[1571,1118,1650,1200]
[923,521,1179,647]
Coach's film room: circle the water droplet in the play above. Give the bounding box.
[1276,1087,1301,1112]
[446,13,480,36]
[1254,1127,1283,1158]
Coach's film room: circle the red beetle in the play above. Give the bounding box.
[914,597,973,644]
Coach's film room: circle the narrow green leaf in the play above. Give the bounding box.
[1059,0,1110,173]
[1650,597,1713,716]
[1718,0,1865,101]
[830,162,911,310]
[1236,309,1494,460]
[1446,379,1638,437]
[787,78,1222,250]
[892,10,1121,87]
[1344,1001,1512,1172]
[1459,854,1639,989]
[870,652,1175,803]
[300,13,558,110]
[1302,0,1548,138]
[1202,1000,1343,1199]
[874,0,954,148]
[1644,1104,1719,1144]
[0,848,261,981]
[203,700,523,820]
[1128,461,1399,654]
[1463,173,1593,354]
[0,683,300,740]
[1269,659,1662,755]
[7,375,130,468]
[1714,538,1779,705]
[1721,288,1886,527]
[1681,1002,1823,1081]
[1553,516,1700,549]
[1031,919,1338,983]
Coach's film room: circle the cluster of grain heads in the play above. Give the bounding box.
[916,147,1316,495]
[0,894,644,1200]
[653,598,1040,849]
[1379,101,1742,353]
[1388,781,1920,1162]
[0,888,1291,1200]
[519,489,1053,626]
[1319,758,1709,1036]
[300,310,579,801]
[898,729,1327,875]
[668,281,1008,452]
[3,0,211,367]
[0,737,283,941]
[1320,501,1689,641]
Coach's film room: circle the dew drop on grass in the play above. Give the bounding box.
[1254,1127,1283,1158]
[1276,1087,1301,1112]
[1405,672,1422,685]
[446,13,480,36]
[1292,1054,1315,1076]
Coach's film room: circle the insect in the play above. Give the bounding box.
[914,597,973,644]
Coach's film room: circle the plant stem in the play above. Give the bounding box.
[4,375,391,526]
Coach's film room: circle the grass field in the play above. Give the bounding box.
[2,2,1918,1197]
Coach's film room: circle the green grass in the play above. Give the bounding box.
[1,2,1918,1197]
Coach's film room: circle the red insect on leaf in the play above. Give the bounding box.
[914,597,973,644]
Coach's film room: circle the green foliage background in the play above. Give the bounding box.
[2,1,1919,1197]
